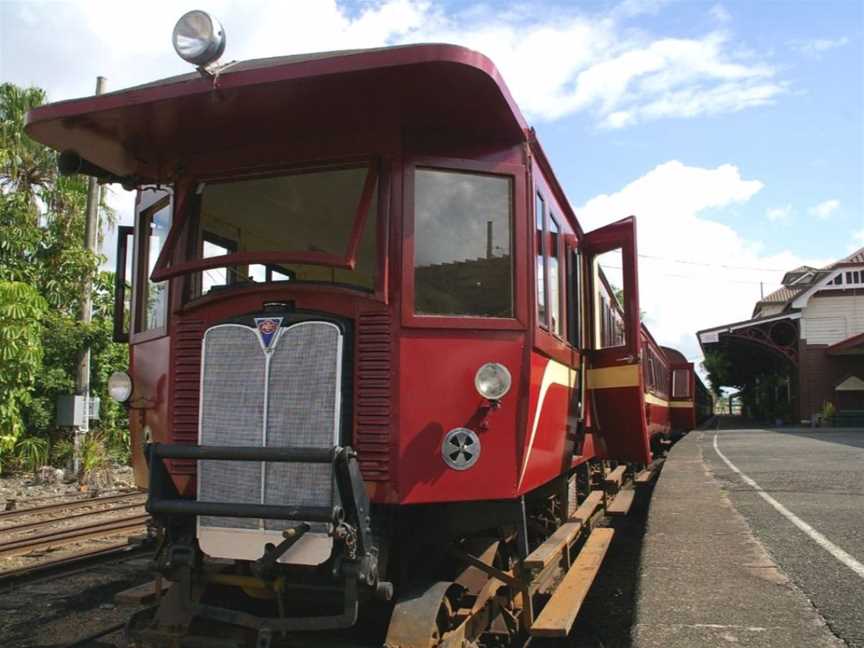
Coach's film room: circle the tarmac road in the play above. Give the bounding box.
[702,427,864,648]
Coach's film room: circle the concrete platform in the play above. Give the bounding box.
[631,430,845,648]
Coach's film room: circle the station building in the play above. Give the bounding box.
[698,247,864,424]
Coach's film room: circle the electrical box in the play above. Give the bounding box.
[56,394,100,429]
[57,395,88,428]
[88,396,101,421]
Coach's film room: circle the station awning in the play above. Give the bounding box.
[698,313,801,363]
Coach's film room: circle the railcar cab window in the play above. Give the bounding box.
[185,165,378,299]
[548,214,562,336]
[137,200,171,332]
[413,168,513,317]
[535,194,547,327]
[566,247,581,348]
[594,249,626,349]
[535,192,564,337]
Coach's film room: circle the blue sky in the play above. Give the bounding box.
[1,0,862,361]
[546,1,862,248]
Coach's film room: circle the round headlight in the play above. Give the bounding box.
[108,371,133,403]
[172,10,226,66]
[475,363,512,401]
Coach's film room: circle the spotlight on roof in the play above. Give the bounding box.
[172,10,226,67]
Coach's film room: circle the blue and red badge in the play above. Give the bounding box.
[254,317,283,349]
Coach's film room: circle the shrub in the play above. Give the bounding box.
[14,436,48,473]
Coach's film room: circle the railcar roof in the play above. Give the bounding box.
[24,43,529,182]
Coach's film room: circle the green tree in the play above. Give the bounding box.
[0,282,47,466]
[702,350,734,396]
[0,82,127,471]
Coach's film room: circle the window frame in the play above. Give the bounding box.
[112,225,134,343]
[151,159,382,285]
[547,212,563,337]
[165,157,390,308]
[401,156,527,330]
[535,192,548,330]
[566,245,581,348]
[130,190,172,343]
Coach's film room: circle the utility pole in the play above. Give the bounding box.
[74,76,107,476]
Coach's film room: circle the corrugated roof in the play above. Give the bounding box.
[758,286,803,304]
[834,246,864,266]
[787,265,818,274]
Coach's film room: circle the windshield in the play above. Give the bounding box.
[184,165,378,299]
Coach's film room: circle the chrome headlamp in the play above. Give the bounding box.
[108,371,133,403]
[172,10,226,67]
[474,363,512,401]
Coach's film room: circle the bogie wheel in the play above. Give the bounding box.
[385,580,462,648]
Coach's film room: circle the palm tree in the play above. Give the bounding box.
[0,84,55,198]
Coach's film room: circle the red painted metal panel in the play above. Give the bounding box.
[396,332,524,503]
[517,353,579,495]
[583,217,651,464]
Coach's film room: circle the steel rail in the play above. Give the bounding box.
[0,491,145,520]
[0,542,151,586]
[63,621,127,648]
[0,502,145,534]
[0,514,150,558]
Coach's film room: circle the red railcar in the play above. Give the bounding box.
[26,15,705,647]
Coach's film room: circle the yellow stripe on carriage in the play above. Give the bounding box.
[586,364,641,389]
[669,400,695,409]
[643,393,668,407]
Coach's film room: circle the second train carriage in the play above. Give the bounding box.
[25,12,707,646]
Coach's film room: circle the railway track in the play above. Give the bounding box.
[0,490,150,582]
[0,490,144,519]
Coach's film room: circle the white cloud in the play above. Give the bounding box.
[577,161,827,362]
[409,21,784,127]
[809,198,840,220]
[793,36,850,57]
[766,205,792,222]
[0,1,786,130]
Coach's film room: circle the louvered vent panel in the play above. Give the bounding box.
[356,312,392,481]
[170,319,205,474]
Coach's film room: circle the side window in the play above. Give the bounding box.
[548,214,562,336]
[673,369,691,398]
[136,200,171,333]
[566,247,580,347]
[535,193,547,328]
[413,168,513,317]
[113,226,134,342]
[593,249,627,349]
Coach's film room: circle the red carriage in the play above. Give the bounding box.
[25,11,708,646]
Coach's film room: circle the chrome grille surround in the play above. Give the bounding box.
[196,320,343,564]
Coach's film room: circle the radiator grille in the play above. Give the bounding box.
[356,312,391,481]
[196,321,342,532]
[264,323,341,530]
[198,325,266,529]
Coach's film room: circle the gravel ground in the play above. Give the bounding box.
[0,550,153,647]
[1,465,136,507]
[1,465,146,581]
